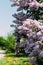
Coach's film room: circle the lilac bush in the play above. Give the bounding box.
[10,0,43,65]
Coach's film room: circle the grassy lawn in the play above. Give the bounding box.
[0,55,33,65]
[0,49,33,65]
[0,48,34,65]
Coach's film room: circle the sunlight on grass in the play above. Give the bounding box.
[0,56,33,65]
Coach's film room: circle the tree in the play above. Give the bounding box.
[10,0,43,65]
[0,36,7,49]
[0,34,16,50]
[6,33,16,49]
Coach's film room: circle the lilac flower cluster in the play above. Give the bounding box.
[11,0,43,10]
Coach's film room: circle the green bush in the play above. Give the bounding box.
[0,34,16,51]
[0,36,7,49]
[6,34,16,49]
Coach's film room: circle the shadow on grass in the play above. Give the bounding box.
[6,53,29,57]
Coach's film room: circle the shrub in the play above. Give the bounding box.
[0,36,7,49]
[6,34,16,49]
[0,34,16,51]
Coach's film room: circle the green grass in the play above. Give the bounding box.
[0,49,32,65]
[0,56,31,65]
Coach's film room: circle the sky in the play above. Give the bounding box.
[0,0,17,37]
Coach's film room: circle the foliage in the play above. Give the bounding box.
[6,34,16,49]
[0,36,7,49]
[0,34,16,51]
[10,0,43,65]
[39,0,43,2]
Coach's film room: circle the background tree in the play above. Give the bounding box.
[6,33,16,49]
[0,34,16,51]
